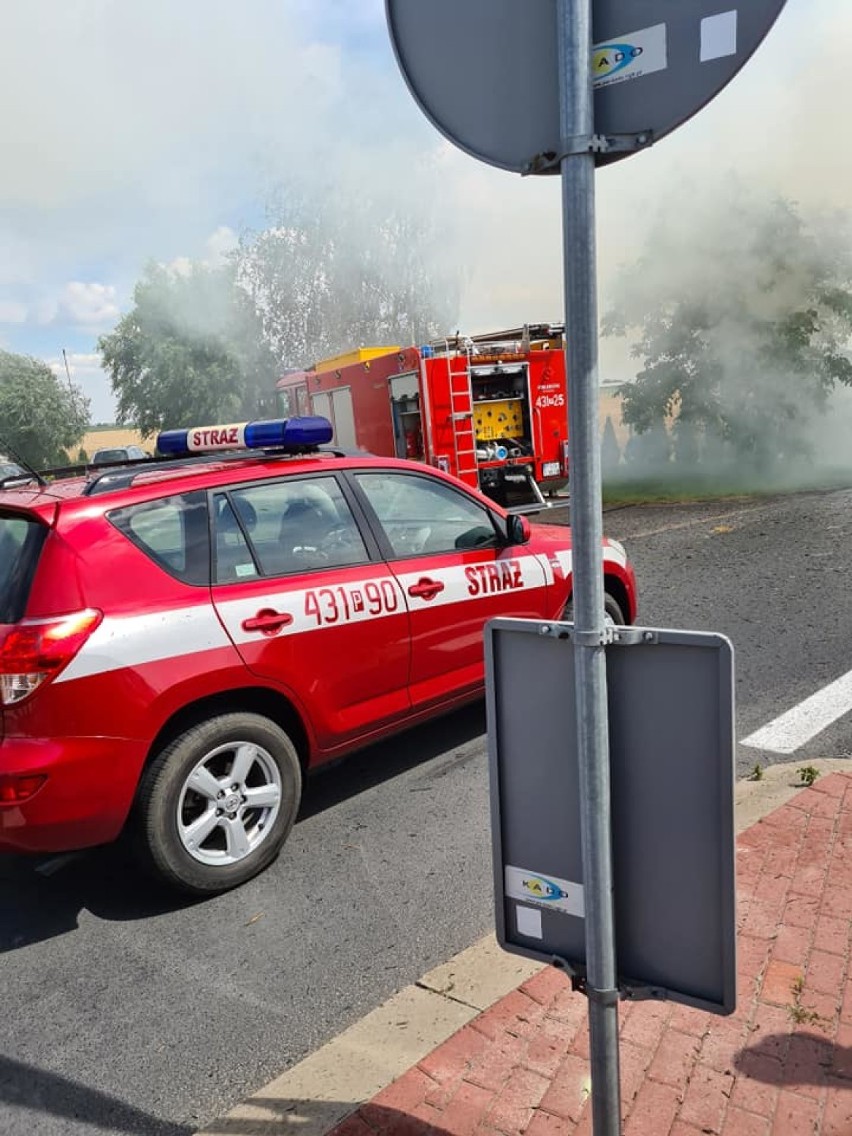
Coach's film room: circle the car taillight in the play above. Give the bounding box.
[0,610,103,707]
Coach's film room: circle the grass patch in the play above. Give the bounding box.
[601,468,852,507]
[602,480,767,507]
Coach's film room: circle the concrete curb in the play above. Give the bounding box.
[196,757,849,1136]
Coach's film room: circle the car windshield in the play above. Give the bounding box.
[0,513,47,623]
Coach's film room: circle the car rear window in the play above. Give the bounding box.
[0,513,48,623]
[108,491,210,585]
[93,449,128,464]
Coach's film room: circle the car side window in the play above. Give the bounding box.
[108,491,210,585]
[215,476,369,582]
[213,496,259,582]
[355,472,499,557]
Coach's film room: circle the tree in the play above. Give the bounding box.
[603,187,852,472]
[99,261,279,436]
[600,415,621,477]
[0,351,89,468]
[237,179,460,368]
[100,180,460,435]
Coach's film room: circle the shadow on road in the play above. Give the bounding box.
[195,1098,445,1136]
[0,703,487,953]
[0,1054,194,1135]
[299,702,485,821]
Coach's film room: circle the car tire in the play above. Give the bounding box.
[134,712,302,896]
[561,593,626,626]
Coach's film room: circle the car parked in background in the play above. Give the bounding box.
[0,461,27,483]
[91,445,149,464]
[0,415,637,896]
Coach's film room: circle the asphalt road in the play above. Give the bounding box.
[2,487,851,1135]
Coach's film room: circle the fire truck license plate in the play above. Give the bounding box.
[542,462,560,478]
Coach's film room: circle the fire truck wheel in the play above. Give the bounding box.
[134,713,302,896]
[561,593,626,626]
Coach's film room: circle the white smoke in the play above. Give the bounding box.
[0,0,847,426]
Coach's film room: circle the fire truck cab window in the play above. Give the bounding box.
[356,472,498,558]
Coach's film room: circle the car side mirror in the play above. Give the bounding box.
[507,514,531,545]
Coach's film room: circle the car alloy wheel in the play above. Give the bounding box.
[177,740,283,866]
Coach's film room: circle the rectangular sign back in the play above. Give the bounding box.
[486,620,736,1014]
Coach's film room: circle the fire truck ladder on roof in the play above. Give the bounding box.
[449,363,478,482]
[432,324,565,355]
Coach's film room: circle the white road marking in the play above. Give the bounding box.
[741,669,852,754]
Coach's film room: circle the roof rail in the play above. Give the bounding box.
[80,445,346,497]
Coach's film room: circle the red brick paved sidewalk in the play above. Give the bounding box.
[328,773,852,1136]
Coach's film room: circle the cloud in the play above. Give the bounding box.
[56,283,121,328]
[0,282,120,330]
[0,302,28,324]
[47,351,114,422]
[48,352,101,373]
[0,2,399,215]
[168,226,239,277]
[203,227,239,265]
[1,0,848,422]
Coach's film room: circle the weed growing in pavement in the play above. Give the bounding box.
[787,976,829,1028]
[797,766,820,787]
[749,764,764,781]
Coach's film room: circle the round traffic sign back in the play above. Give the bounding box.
[386,0,788,172]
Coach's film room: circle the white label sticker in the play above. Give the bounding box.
[505,865,585,918]
[593,23,667,89]
[700,11,738,62]
[516,906,543,940]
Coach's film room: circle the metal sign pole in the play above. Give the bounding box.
[557,2,621,1132]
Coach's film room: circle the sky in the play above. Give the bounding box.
[0,0,848,423]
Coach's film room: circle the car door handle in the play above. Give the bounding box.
[241,609,294,635]
[408,578,445,600]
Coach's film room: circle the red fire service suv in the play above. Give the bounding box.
[0,416,637,895]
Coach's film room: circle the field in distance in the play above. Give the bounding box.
[81,427,152,456]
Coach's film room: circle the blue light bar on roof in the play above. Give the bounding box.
[156,416,334,456]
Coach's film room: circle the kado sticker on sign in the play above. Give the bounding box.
[593,23,667,89]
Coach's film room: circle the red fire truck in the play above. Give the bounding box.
[275,325,570,509]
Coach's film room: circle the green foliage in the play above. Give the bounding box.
[797,765,820,787]
[603,186,852,474]
[99,261,277,436]
[0,351,89,468]
[237,178,460,368]
[787,974,827,1027]
[749,763,764,782]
